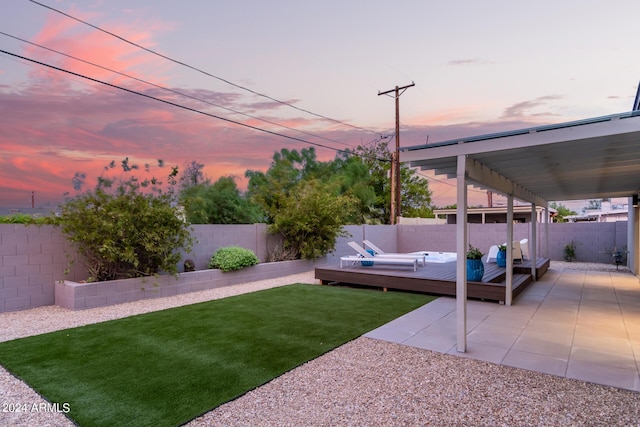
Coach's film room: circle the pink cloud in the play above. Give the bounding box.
[24,7,171,90]
[0,6,548,210]
[0,74,364,207]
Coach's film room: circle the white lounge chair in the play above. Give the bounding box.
[361,240,426,265]
[362,240,387,255]
[486,241,523,263]
[341,241,419,271]
[520,239,530,261]
[486,245,499,263]
[512,240,523,263]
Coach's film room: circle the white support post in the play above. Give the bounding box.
[530,203,537,281]
[629,197,639,274]
[545,203,550,259]
[506,195,514,306]
[456,155,468,352]
[636,203,640,276]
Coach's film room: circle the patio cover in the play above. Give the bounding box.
[400,111,640,351]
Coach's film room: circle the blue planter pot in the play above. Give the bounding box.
[466,258,484,281]
[496,250,507,267]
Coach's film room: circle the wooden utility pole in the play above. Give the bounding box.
[378,82,415,224]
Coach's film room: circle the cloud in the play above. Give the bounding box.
[0,7,552,209]
[0,70,365,207]
[2,34,554,210]
[446,58,494,67]
[24,6,172,90]
[447,58,482,66]
[242,99,301,112]
[1,57,550,210]
[499,95,563,119]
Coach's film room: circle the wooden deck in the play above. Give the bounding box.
[315,257,550,303]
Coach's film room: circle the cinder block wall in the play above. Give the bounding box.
[0,224,86,312]
[0,224,272,313]
[0,221,630,313]
[334,222,628,265]
[324,225,364,265]
[187,224,270,270]
[545,222,627,263]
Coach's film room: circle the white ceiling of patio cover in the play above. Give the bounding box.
[401,112,640,203]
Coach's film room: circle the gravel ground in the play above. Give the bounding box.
[2,264,640,426]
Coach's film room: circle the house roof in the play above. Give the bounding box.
[433,205,557,216]
[401,111,640,205]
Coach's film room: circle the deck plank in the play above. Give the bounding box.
[315,258,549,303]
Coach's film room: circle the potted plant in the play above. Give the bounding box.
[496,244,507,268]
[466,244,484,281]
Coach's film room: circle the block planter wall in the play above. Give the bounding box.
[55,259,317,310]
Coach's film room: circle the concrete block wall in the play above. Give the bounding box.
[397,223,531,255]
[0,224,86,313]
[325,225,364,264]
[187,224,269,270]
[398,224,457,252]
[544,222,627,263]
[0,223,272,313]
[329,222,628,266]
[363,225,397,252]
[0,221,631,313]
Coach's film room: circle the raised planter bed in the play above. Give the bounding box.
[55,259,317,310]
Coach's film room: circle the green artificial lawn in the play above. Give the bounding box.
[0,284,433,427]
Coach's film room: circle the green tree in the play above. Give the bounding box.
[269,179,357,259]
[246,148,363,259]
[550,202,577,223]
[351,139,433,223]
[58,159,193,282]
[321,152,377,224]
[245,148,324,223]
[180,176,263,224]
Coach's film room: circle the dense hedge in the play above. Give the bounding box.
[208,246,259,272]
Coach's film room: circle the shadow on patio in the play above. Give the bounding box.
[365,263,640,391]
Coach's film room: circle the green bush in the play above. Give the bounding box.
[208,246,259,272]
[564,240,576,262]
[0,214,55,224]
[58,159,193,282]
[268,179,356,259]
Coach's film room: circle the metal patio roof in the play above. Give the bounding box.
[401,111,640,205]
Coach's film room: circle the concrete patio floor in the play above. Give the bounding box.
[365,265,640,392]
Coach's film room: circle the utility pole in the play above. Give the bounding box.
[378,82,415,224]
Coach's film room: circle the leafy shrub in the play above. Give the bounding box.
[466,244,483,260]
[208,246,259,272]
[0,214,55,224]
[58,159,193,282]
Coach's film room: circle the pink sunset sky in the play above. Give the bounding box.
[1,0,639,209]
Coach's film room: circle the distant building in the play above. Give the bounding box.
[565,200,629,222]
[433,205,556,224]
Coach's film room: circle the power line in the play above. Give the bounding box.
[27,0,385,137]
[0,48,354,155]
[0,31,360,149]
